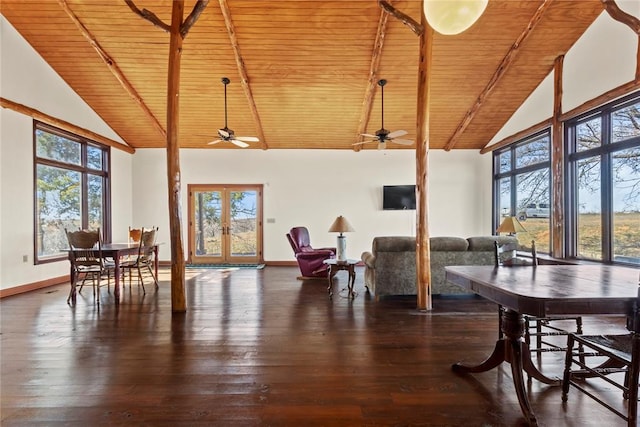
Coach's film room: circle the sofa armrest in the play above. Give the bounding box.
[361,251,376,268]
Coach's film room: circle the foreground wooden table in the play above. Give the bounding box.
[445,264,639,427]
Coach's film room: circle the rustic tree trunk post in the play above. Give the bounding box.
[551,55,564,258]
[415,11,433,312]
[167,0,187,313]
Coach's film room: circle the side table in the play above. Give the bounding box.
[323,258,358,299]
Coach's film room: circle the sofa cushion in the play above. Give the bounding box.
[467,235,516,252]
[372,236,415,252]
[430,236,468,252]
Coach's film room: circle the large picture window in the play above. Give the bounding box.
[566,92,640,265]
[34,122,110,264]
[493,131,551,253]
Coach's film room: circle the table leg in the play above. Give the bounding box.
[68,259,77,305]
[348,265,355,299]
[153,245,159,288]
[113,255,121,304]
[327,266,337,297]
[452,309,560,426]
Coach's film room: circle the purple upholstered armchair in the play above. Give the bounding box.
[286,227,336,278]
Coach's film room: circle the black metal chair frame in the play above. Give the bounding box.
[562,289,639,426]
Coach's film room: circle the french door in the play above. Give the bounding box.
[188,184,263,265]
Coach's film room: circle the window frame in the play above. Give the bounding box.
[33,121,111,265]
[564,91,640,265]
[492,129,552,252]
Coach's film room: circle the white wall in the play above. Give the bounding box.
[1,2,637,290]
[489,0,639,144]
[0,17,133,289]
[132,149,492,262]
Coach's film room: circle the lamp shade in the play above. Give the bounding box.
[424,0,488,36]
[497,216,528,234]
[328,216,355,234]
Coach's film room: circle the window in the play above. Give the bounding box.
[34,122,110,264]
[493,131,551,253]
[565,92,640,265]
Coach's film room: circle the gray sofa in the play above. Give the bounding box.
[361,235,517,297]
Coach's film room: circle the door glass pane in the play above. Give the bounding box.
[229,190,257,257]
[515,169,550,253]
[577,157,601,260]
[612,147,640,264]
[194,191,222,257]
[36,164,81,258]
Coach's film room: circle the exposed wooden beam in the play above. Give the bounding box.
[0,97,135,154]
[166,1,187,313]
[551,55,564,258]
[415,17,433,312]
[181,0,210,38]
[124,0,170,32]
[444,0,555,151]
[219,0,267,150]
[480,119,553,154]
[354,1,392,152]
[57,0,167,141]
[378,0,423,36]
[601,0,640,79]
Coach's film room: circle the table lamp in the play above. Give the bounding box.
[496,216,527,236]
[328,215,354,262]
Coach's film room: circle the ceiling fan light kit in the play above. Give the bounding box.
[207,77,259,148]
[424,0,488,35]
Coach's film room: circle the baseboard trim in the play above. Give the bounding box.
[0,275,69,298]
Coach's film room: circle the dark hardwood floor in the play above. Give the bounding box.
[1,266,631,426]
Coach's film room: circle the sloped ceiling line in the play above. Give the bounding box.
[219,0,267,150]
[354,1,393,152]
[444,0,556,151]
[57,0,167,141]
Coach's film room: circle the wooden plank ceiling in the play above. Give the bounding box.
[1,0,604,150]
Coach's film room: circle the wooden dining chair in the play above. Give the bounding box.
[120,226,158,293]
[562,286,639,426]
[495,240,583,366]
[65,228,111,304]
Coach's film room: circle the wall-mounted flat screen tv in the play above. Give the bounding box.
[383,185,416,210]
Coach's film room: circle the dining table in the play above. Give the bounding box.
[67,242,159,305]
[444,264,639,427]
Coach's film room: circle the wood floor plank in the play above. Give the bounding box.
[0,266,630,426]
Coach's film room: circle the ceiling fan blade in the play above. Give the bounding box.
[218,129,230,138]
[231,139,250,148]
[390,138,414,145]
[207,139,223,145]
[235,136,260,142]
[387,129,408,138]
[352,141,370,146]
[360,133,377,138]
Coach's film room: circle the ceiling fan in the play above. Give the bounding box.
[353,79,413,149]
[207,77,259,148]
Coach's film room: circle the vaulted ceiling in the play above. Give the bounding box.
[1,0,605,150]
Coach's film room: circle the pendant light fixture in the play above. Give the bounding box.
[424,0,488,35]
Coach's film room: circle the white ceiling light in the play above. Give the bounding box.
[424,0,488,35]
